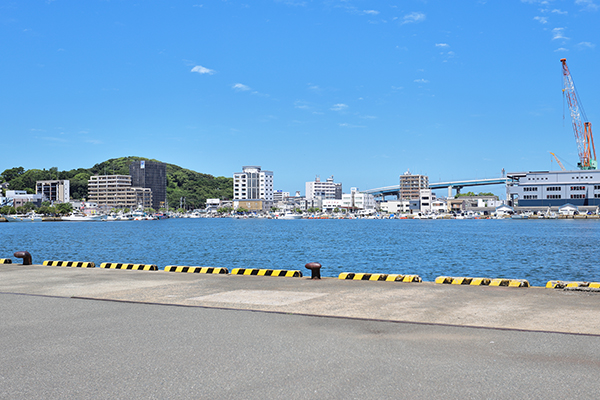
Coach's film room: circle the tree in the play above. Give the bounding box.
[236,207,248,214]
[0,167,25,183]
[56,203,73,215]
[1,205,16,215]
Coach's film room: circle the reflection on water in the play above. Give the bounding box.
[1,218,599,286]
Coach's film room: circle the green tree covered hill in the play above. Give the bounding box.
[0,157,233,210]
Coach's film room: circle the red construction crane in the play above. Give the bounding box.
[561,58,596,170]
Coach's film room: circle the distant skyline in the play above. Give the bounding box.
[2,0,598,199]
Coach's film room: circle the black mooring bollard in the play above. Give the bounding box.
[14,251,32,265]
[305,262,322,279]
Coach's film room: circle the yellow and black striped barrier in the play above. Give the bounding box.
[435,276,492,286]
[546,281,600,289]
[43,260,96,268]
[164,266,229,274]
[435,276,528,287]
[0,258,12,264]
[338,272,422,283]
[230,268,302,277]
[100,262,157,271]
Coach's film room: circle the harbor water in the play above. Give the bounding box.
[1,218,599,286]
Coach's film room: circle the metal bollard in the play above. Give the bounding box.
[305,262,322,279]
[14,251,32,265]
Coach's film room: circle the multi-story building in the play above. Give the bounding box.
[5,190,43,208]
[87,175,152,210]
[273,190,290,202]
[129,160,167,210]
[507,170,600,208]
[36,180,70,203]
[342,188,376,211]
[233,166,273,211]
[399,171,429,200]
[305,176,342,200]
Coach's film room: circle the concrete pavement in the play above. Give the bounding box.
[2,264,600,335]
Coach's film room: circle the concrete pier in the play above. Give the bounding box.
[2,264,600,398]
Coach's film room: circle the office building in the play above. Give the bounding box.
[129,160,167,210]
[233,166,274,212]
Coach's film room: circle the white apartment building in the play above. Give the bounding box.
[273,190,290,202]
[36,180,70,203]
[233,166,274,201]
[342,188,376,211]
[305,176,342,200]
[379,200,411,214]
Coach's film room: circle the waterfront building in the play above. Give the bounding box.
[506,170,600,209]
[273,190,290,202]
[379,200,411,214]
[447,195,501,213]
[233,166,273,211]
[129,160,167,210]
[321,199,344,212]
[342,188,376,211]
[305,176,342,200]
[87,175,152,210]
[36,180,70,203]
[399,171,429,200]
[5,190,43,208]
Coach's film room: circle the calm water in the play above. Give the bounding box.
[1,218,599,286]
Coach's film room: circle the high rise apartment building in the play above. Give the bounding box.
[233,166,274,201]
[87,175,152,210]
[399,171,429,200]
[129,160,167,210]
[305,176,342,200]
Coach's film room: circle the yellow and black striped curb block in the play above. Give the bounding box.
[546,280,600,289]
[490,278,530,287]
[100,263,158,271]
[338,272,422,282]
[230,268,303,277]
[0,258,12,264]
[164,266,229,274]
[435,276,492,286]
[435,276,529,287]
[43,260,96,268]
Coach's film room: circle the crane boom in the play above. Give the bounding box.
[549,152,566,171]
[561,58,596,170]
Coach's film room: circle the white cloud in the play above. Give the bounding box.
[338,123,365,128]
[191,65,215,74]
[232,83,250,91]
[552,27,568,40]
[554,47,569,52]
[435,43,449,47]
[363,10,379,15]
[402,12,425,24]
[331,103,348,111]
[414,79,429,83]
[534,16,548,23]
[551,9,568,14]
[576,0,599,11]
[578,41,596,49]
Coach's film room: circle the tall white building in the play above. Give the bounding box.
[306,176,342,200]
[342,188,376,210]
[233,166,274,201]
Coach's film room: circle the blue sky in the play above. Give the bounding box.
[1,0,598,198]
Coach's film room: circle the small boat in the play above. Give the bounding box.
[278,211,303,220]
[5,213,42,222]
[62,213,106,221]
[510,214,528,220]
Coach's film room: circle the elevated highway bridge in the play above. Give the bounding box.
[364,178,510,199]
